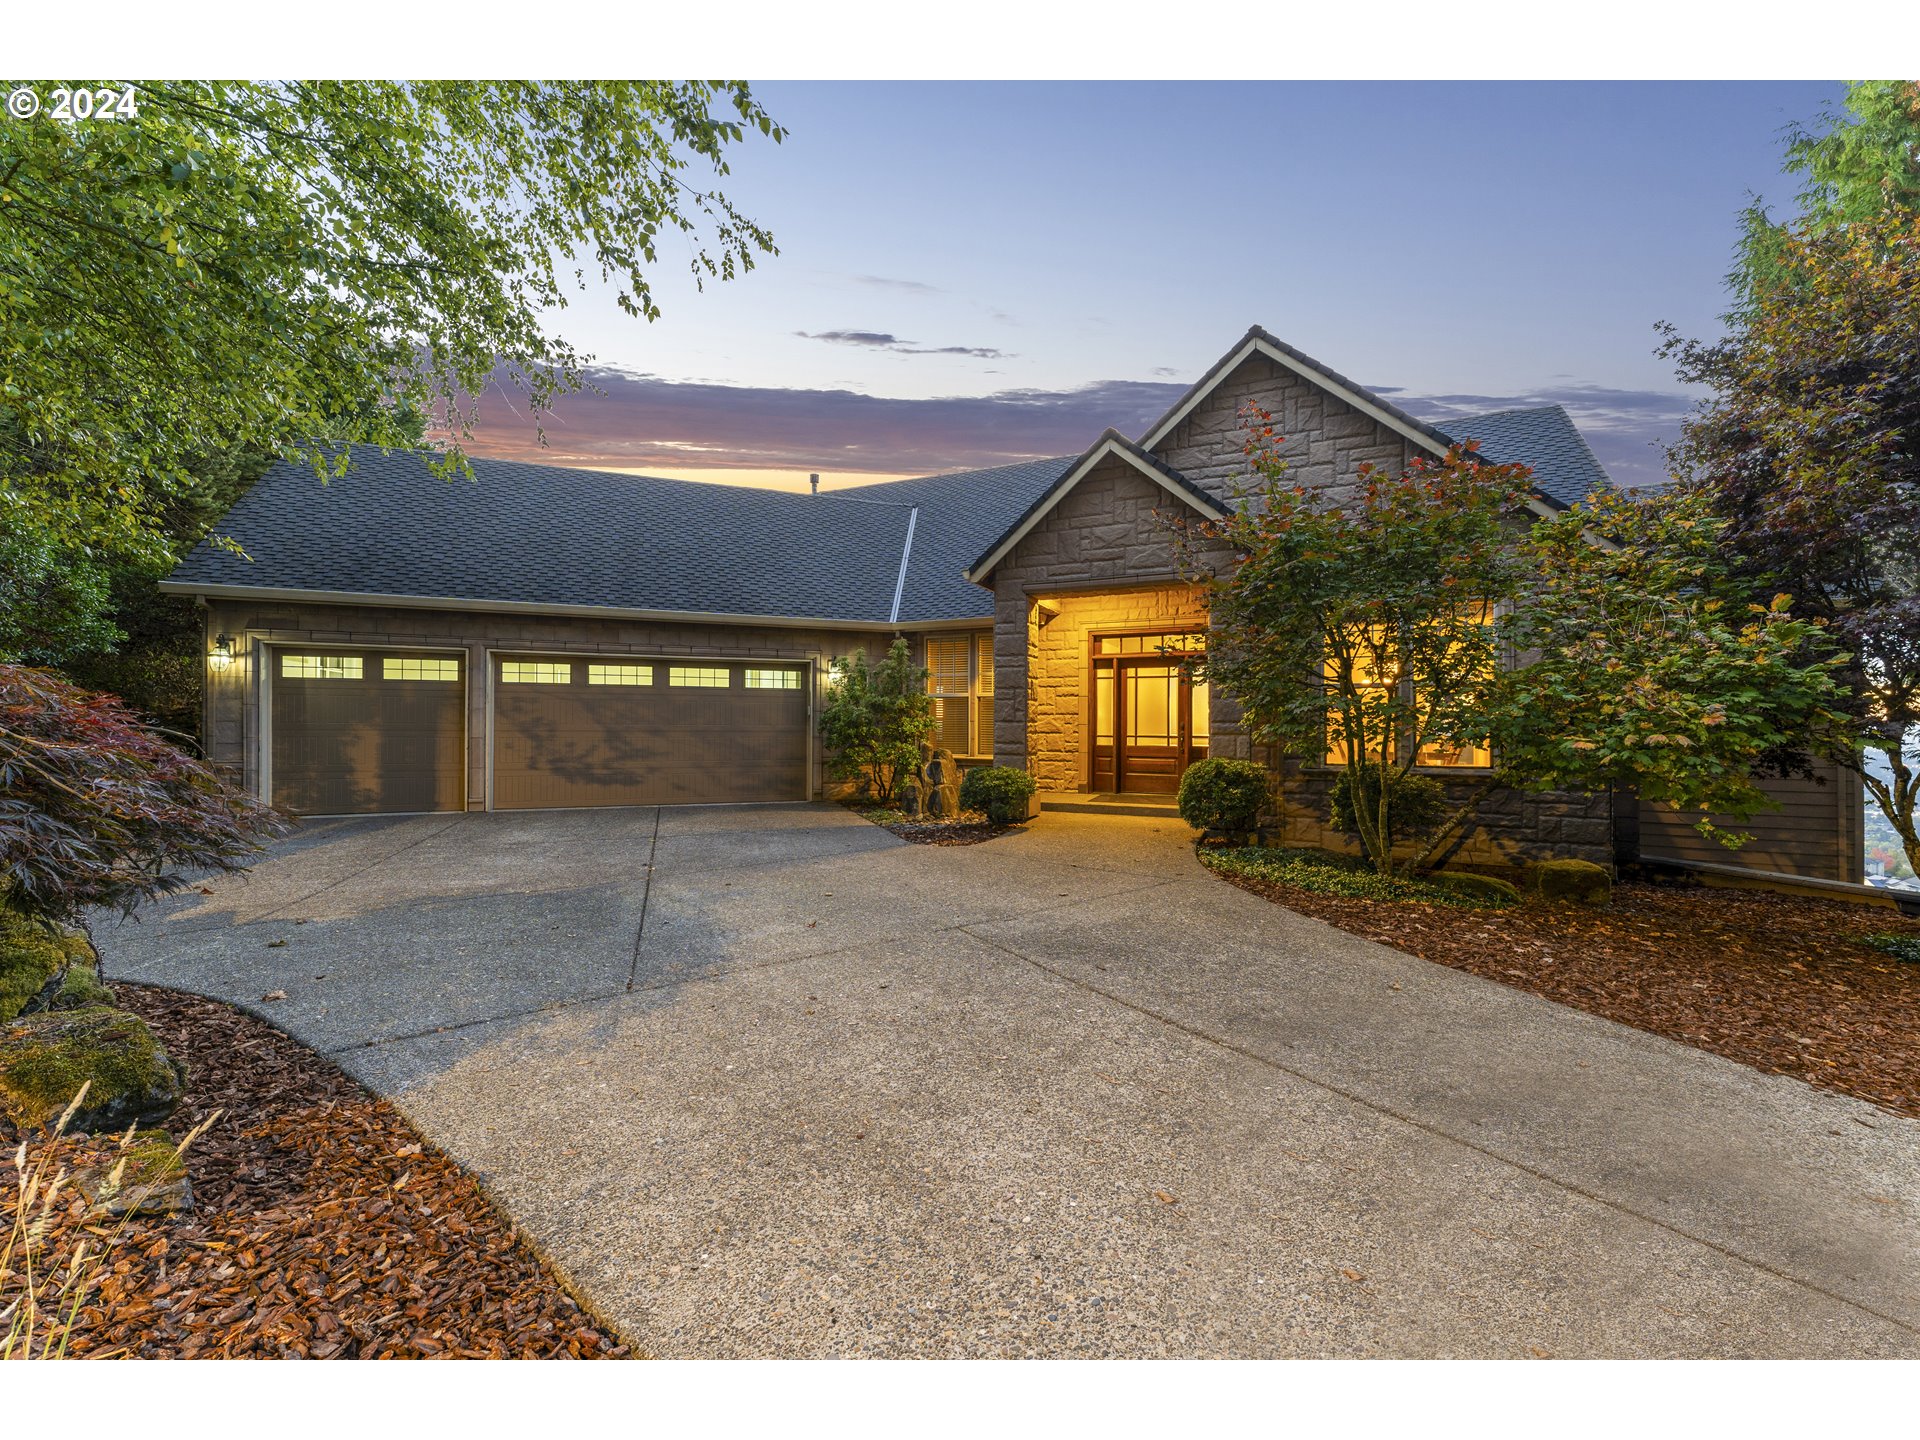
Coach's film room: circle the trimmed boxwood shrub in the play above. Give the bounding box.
[1530,858,1612,907]
[1328,764,1449,852]
[958,765,1037,824]
[1425,870,1521,906]
[1177,758,1270,837]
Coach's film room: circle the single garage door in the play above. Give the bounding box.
[491,655,809,809]
[270,648,467,815]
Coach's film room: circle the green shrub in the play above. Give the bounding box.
[1202,847,1515,910]
[1177,758,1270,836]
[1328,764,1449,854]
[1425,870,1522,906]
[820,638,935,802]
[1530,858,1613,907]
[959,765,1037,824]
[1864,933,1920,964]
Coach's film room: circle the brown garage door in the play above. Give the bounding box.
[491,655,810,809]
[270,649,466,815]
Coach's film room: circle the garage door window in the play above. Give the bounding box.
[669,666,730,688]
[502,661,571,684]
[588,664,652,686]
[382,657,460,681]
[744,668,800,690]
[282,654,362,680]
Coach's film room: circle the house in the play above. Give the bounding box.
[163,325,1865,883]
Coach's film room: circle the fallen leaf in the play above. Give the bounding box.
[1153,1191,1179,1205]
[261,990,287,1002]
[1341,1268,1366,1282]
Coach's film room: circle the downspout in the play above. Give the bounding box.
[889,507,919,626]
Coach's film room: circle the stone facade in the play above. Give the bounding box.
[201,597,892,809]
[981,357,1619,872]
[985,451,1232,785]
[1153,351,1415,507]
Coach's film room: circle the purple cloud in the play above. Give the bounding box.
[796,329,1010,360]
[458,368,1191,476]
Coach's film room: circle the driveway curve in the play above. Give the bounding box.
[98,804,1920,1358]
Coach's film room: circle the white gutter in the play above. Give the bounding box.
[889,507,919,626]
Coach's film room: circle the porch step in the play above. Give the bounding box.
[1039,792,1184,819]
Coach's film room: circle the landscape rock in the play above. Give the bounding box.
[0,1007,186,1133]
[1,911,97,1022]
[72,1130,195,1217]
[896,742,964,821]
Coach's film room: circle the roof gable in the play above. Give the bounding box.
[964,430,1226,584]
[1141,325,1567,517]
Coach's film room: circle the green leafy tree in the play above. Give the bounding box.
[0,80,783,567]
[1662,211,1920,874]
[1732,81,1920,305]
[1187,414,1534,875]
[1485,488,1849,849]
[1188,413,1844,877]
[0,511,119,666]
[821,639,935,802]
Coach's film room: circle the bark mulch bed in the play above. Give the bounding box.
[1210,869,1920,1120]
[5,984,630,1358]
[859,806,1021,847]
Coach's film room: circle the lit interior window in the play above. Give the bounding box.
[744,668,800,689]
[669,666,731,688]
[588,664,652,686]
[382,656,460,681]
[281,654,362,680]
[502,661,571,684]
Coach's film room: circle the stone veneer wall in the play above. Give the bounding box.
[1022,586,1210,793]
[1153,351,1415,506]
[201,597,894,809]
[986,450,1242,788]
[985,358,1619,868]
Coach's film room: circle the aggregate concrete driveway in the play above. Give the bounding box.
[97,805,1920,1358]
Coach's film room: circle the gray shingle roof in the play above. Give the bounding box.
[1435,405,1615,509]
[832,457,1075,621]
[166,448,916,624]
[164,447,1074,626]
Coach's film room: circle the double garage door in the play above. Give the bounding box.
[269,648,810,815]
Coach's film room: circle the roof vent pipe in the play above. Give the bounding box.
[809,472,820,495]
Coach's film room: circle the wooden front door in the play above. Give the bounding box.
[1090,651,1209,794]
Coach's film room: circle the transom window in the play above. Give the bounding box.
[281,654,362,680]
[588,664,652,686]
[669,666,731,688]
[382,656,460,682]
[501,661,571,685]
[1093,631,1205,655]
[925,633,994,757]
[745,668,800,690]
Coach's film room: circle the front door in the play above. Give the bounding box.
[1090,643,1209,794]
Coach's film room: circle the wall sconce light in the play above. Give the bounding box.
[210,633,235,668]
[1034,602,1060,629]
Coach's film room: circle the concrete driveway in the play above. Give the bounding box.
[97,805,1920,1358]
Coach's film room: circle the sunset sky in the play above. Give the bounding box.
[457,80,1843,492]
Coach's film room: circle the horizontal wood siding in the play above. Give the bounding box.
[1638,763,1864,883]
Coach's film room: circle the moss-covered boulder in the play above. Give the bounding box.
[1,911,98,1022]
[1426,870,1522,907]
[1531,858,1613,907]
[72,1129,194,1216]
[0,1007,185,1133]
